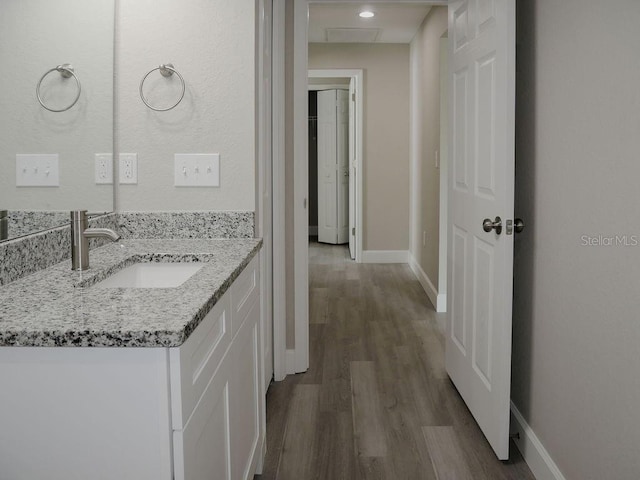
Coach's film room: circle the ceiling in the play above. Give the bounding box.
[308,4,433,44]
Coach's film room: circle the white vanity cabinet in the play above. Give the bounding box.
[0,254,264,480]
[170,255,263,480]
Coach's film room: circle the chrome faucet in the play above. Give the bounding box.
[70,210,121,270]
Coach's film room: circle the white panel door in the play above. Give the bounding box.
[337,89,349,245]
[317,89,338,244]
[348,78,356,259]
[446,0,516,460]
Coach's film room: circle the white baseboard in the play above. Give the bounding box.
[308,226,318,236]
[408,253,447,315]
[510,401,567,480]
[436,294,446,313]
[285,349,297,375]
[361,250,408,264]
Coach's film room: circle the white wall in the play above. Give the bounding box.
[308,43,411,252]
[512,1,640,478]
[409,7,447,296]
[0,0,114,212]
[117,0,255,211]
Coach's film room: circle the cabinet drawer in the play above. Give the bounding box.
[170,292,232,429]
[231,255,260,335]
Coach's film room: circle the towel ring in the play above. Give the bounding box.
[36,64,82,113]
[139,64,185,112]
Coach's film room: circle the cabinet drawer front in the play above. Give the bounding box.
[170,292,232,428]
[231,255,260,335]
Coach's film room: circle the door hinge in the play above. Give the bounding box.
[351,92,355,102]
[352,227,355,236]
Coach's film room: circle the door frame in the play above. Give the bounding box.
[272,0,450,376]
[309,69,364,262]
[271,0,286,381]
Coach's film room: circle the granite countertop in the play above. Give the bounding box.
[0,238,261,347]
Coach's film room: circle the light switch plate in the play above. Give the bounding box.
[16,154,59,187]
[174,154,220,187]
[95,153,113,184]
[119,153,138,184]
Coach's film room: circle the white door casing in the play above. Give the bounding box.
[257,0,274,391]
[337,89,349,245]
[317,89,338,244]
[446,0,516,460]
[271,0,286,381]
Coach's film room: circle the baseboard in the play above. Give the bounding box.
[510,402,567,480]
[285,349,297,375]
[408,253,447,314]
[308,225,318,236]
[361,250,408,264]
[436,293,446,313]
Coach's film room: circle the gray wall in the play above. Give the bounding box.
[512,1,640,478]
[117,0,255,211]
[409,7,448,291]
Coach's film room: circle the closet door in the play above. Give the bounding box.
[317,89,338,244]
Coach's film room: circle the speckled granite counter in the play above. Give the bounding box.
[0,238,261,347]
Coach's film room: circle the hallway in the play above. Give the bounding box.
[257,241,534,479]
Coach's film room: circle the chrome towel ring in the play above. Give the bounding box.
[36,64,81,113]
[139,64,185,112]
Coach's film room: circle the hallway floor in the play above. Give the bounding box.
[256,241,535,479]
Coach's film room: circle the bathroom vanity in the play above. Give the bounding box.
[0,238,264,480]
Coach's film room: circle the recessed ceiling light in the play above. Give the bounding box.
[359,11,375,18]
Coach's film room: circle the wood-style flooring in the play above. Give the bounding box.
[255,240,535,480]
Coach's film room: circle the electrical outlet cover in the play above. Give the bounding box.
[95,154,113,184]
[119,153,138,184]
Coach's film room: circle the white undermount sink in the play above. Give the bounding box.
[94,263,205,288]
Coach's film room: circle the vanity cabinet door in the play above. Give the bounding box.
[170,292,232,428]
[173,350,232,480]
[229,299,262,480]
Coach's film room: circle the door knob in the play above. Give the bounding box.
[514,218,525,233]
[482,216,502,234]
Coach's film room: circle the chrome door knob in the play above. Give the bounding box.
[482,216,503,234]
[514,218,525,233]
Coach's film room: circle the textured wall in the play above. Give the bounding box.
[512,1,640,478]
[0,0,114,213]
[409,7,448,289]
[308,43,411,252]
[117,0,255,211]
